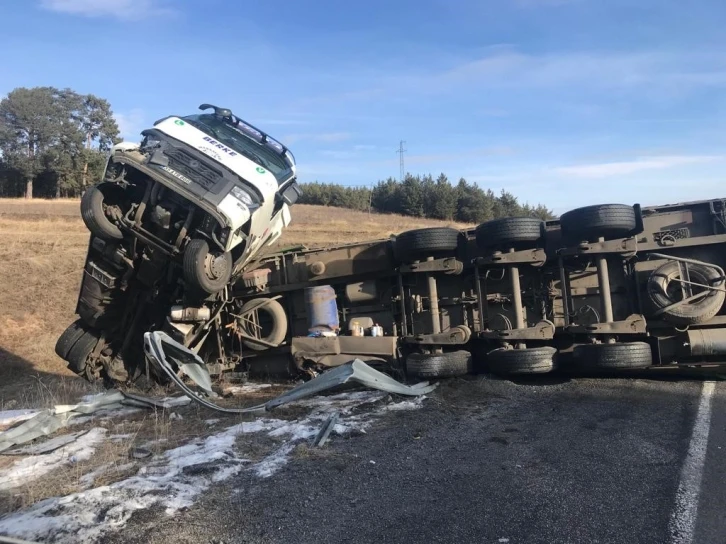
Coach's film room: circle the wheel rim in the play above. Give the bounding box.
[205,253,228,280]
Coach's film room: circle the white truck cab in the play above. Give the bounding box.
[84,104,302,294]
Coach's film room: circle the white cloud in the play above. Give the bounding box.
[372,48,726,102]
[553,155,724,179]
[114,109,146,140]
[39,0,173,20]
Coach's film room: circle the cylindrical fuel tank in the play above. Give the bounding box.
[304,285,340,332]
[687,328,726,357]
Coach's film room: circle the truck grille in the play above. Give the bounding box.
[166,148,223,191]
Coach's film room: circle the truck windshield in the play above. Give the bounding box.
[182,114,293,184]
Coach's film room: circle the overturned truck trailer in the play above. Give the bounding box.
[59,196,726,384]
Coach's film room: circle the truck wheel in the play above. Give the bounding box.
[648,261,726,326]
[80,185,123,241]
[393,227,460,263]
[66,330,100,374]
[560,204,636,243]
[475,217,544,249]
[239,298,288,351]
[573,341,652,370]
[487,346,557,375]
[406,350,472,378]
[183,239,233,294]
[55,319,87,359]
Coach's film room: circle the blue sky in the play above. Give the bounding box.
[1,0,725,212]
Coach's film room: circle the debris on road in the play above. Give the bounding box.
[3,431,91,456]
[0,390,190,453]
[144,330,436,414]
[312,412,339,447]
[129,447,152,460]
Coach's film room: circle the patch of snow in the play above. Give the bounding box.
[0,391,428,543]
[168,412,183,421]
[0,428,107,491]
[383,396,426,411]
[0,409,39,427]
[254,443,295,478]
[268,421,319,441]
[288,390,386,413]
[79,463,114,489]
[205,418,220,426]
[225,383,273,395]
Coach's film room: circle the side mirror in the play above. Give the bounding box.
[280,182,302,206]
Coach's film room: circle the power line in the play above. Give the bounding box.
[396,140,407,181]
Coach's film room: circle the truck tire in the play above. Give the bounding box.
[80,185,123,241]
[239,298,288,351]
[183,239,233,295]
[647,261,726,326]
[487,346,557,375]
[475,217,544,249]
[55,319,87,359]
[66,330,100,374]
[560,204,636,243]
[406,350,472,378]
[393,227,460,263]
[573,341,652,370]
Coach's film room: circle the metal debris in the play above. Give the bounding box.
[129,447,152,459]
[144,331,437,415]
[264,359,437,410]
[0,390,190,454]
[3,431,91,456]
[313,412,339,447]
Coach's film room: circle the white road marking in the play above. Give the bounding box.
[668,381,716,544]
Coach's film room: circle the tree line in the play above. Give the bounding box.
[0,86,119,198]
[299,174,555,222]
[0,86,555,222]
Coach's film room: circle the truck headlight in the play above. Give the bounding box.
[230,186,257,208]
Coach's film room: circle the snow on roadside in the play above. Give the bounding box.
[0,428,107,491]
[0,409,39,428]
[0,391,426,543]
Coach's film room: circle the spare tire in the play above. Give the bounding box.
[487,346,557,375]
[80,185,123,241]
[183,239,233,295]
[560,204,636,244]
[647,261,725,325]
[475,217,544,249]
[239,298,288,351]
[406,350,472,378]
[393,227,460,263]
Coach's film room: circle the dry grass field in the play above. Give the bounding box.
[0,198,471,397]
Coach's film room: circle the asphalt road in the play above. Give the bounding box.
[108,373,726,544]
